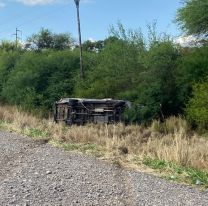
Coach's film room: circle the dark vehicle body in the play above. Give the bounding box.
[54,98,130,125]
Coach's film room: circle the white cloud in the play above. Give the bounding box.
[88,37,96,42]
[0,0,95,7]
[14,0,95,6]
[174,35,197,47]
[15,0,61,6]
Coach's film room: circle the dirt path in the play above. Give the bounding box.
[0,131,208,206]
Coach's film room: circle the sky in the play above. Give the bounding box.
[0,0,183,42]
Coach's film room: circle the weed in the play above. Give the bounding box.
[51,140,103,156]
[24,128,50,139]
[142,157,168,170]
[141,157,208,188]
[186,168,208,186]
[63,143,80,151]
[0,120,8,129]
[81,143,97,152]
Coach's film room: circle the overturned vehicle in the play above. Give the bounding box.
[54,98,130,125]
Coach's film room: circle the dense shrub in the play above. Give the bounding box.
[176,46,208,107]
[1,50,79,111]
[0,50,22,101]
[135,41,181,122]
[186,78,208,131]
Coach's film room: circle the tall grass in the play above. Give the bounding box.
[0,105,208,171]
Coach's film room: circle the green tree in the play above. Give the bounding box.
[135,40,181,122]
[176,0,208,36]
[176,46,208,107]
[75,34,145,99]
[53,33,74,50]
[28,28,73,50]
[82,40,104,52]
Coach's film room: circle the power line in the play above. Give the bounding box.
[0,4,67,27]
[0,5,68,36]
[12,28,21,48]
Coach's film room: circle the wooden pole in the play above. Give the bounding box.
[74,0,84,79]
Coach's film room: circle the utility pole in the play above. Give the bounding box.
[74,0,84,79]
[13,28,21,48]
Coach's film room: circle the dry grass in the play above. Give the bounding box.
[0,104,208,171]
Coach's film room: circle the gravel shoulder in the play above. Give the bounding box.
[0,130,208,206]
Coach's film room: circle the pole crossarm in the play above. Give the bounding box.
[12,28,21,48]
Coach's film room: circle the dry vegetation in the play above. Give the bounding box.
[0,104,208,186]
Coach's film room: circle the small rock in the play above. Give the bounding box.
[195,179,201,185]
[46,170,52,175]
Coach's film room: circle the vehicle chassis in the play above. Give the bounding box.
[54,98,128,125]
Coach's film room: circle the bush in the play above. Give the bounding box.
[1,50,80,112]
[186,78,208,131]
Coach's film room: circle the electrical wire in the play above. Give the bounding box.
[0,4,72,38]
[0,2,71,27]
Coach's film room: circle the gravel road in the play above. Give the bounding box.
[0,130,208,206]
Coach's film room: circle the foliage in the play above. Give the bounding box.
[176,46,208,107]
[82,40,104,52]
[176,0,208,36]
[135,40,181,122]
[0,50,22,99]
[75,36,144,99]
[186,78,208,131]
[27,28,74,50]
[0,47,97,113]
[0,40,16,52]
[1,50,79,111]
